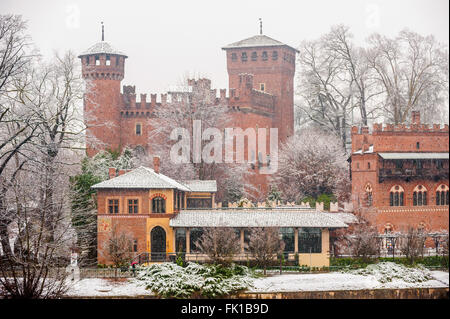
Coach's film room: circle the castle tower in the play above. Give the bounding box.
[78,24,128,157]
[222,31,298,143]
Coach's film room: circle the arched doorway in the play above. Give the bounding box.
[151,226,166,261]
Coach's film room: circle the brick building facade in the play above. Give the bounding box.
[78,32,298,196]
[350,111,449,234]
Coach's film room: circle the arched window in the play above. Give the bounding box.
[436,184,449,206]
[389,185,404,206]
[152,197,166,213]
[413,185,427,206]
[365,183,373,207]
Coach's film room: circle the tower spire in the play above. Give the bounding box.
[101,21,104,41]
[259,18,262,35]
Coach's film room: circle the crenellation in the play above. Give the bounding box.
[151,94,157,107]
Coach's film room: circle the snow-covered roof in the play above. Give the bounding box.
[328,212,358,224]
[378,152,449,160]
[91,166,190,191]
[182,180,217,193]
[353,145,374,154]
[222,35,299,52]
[78,41,127,57]
[170,209,349,228]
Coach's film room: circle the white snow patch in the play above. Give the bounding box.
[65,278,152,297]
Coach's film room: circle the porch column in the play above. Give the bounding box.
[240,229,245,253]
[186,228,190,254]
[294,228,299,253]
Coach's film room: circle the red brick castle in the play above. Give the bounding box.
[78,27,298,196]
[350,111,449,234]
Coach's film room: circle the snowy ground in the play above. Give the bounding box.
[65,270,449,297]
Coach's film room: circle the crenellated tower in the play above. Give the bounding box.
[78,23,128,156]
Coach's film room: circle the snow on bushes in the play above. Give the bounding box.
[134,263,255,298]
[346,262,433,284]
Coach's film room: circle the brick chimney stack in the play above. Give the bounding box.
[153,156,160,174]
[108,167,116,179]
[412,111,421,125]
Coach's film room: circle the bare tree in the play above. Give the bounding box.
[341,218,380,262]
[271,128,350,203]
[195,227,241,266]
[401,227,427,264]
[105,225,133,278]
[367,29,449,124]
[248,227,285,275]
[147,76,255,202]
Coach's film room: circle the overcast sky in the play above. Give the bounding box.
[1,0,448,95]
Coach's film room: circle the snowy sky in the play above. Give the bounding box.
[1,0,448,95]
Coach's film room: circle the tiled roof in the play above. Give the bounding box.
[78,41,127,57]
[182,180,217,192]
[169,209,349,228]
[91,166,190,191]
[222,34,299,52]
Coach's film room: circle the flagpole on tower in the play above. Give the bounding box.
[259,18,262,35]
[101,21,104,41]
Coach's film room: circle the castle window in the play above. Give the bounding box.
[95,55,100,66]
[436,184,449,206]
[272,51,278,60]
[365,184,373,207]
[231,53,237,62]
[413,185,427,206]
[241,52,248,62]
[259,83,265,91]
[251,52,257,61]
[135,123,142,135]
[133,240,138,252]
[262,51,268,61]
[128,199,139,214]
[108,199,119,214]
[152,197,166,213]
[389,185,404,206]
[416,142,420,149]
[367,162,371,169]
[106,55,111,66]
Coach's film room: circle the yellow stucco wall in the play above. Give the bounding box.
[146,218,175,253]
[298,229,330,268]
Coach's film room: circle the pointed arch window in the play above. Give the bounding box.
[436,184,449,206]
[413,185,427,206]
[389,185,404,206]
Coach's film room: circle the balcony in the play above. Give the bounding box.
[378,168,449,182]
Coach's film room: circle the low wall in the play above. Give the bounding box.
[235,287,449,299]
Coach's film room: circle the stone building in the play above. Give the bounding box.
[350,111,449,234]
[78,29,298,196]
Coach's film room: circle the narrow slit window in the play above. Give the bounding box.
[135,123,142,136]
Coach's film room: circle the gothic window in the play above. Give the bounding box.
[259,83,265,91]
[389,185,404,206]
[241,52,248,62]
[436,184,449,206]
[95,55,100,66]
[128,199,139,214]
[272,51,278,60]
[231,53,237,62]
[106,55,111,66]
[152,197,166,213]
[262,51,268,61]
[413,185,427,206]
[251,51,257,61]
[108,199,119,214]
[365,183,373,207]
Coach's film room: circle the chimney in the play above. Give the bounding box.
[108,167,116,179]
[153,156,160,174]
[412,111,420,125]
